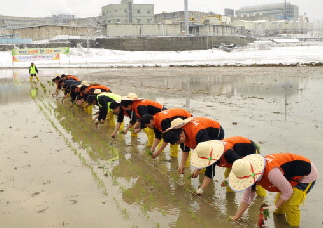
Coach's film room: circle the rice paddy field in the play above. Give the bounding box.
[0,66,322,227]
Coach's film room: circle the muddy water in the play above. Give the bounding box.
[0,67,322,228]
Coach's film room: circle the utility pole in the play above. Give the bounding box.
[184,0,189,35]
[284,0,287,20]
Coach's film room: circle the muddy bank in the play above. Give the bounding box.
[0,67,322,227]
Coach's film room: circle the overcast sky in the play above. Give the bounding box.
[0,0,321,20]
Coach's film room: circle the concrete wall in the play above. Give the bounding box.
[106,24,181,37]
[97,36,255,51]
[191,25,244,36]
[5,25,95,41]
[0,42,71,51]
[105,24,244,37]
[0,36,254,51]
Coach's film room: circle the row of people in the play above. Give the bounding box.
[52,74,317,226]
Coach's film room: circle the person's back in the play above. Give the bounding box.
[153,108,192,133]
[181,117,223,149]
[130,99,164,119]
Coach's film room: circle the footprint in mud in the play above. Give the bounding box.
[37,207,49,213]
[70,200,77,205]
[31,191,41,197]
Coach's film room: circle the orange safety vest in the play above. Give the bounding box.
[154,108,192,132]
[217,136,255,168]
[85,85,110,93]
[131,99,163,119]
[182,117,221,149]
[121,106,130,117]
[66,75,80,81]
[258,153,312,192]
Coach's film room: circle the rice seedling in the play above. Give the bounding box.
[146,149,153,156]
[35,82,226,228]
[121,208,129,219]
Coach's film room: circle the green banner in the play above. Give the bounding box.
[12,47,70,56]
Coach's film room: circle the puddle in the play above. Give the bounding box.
[0,67,322,227]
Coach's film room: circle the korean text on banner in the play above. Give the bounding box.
[12,47,69,56]
[12,54,60,62]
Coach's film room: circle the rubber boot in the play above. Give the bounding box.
[144,128,154,147]
[82,103,87,113]
[256,185,267,197]
[284,187,306,226]
[29,76,33,82]
[87,105,93,115]
[108,111,115,127]
[131,128,138,137]
[156,139,164,154]
[131,131,138,137]
[199,168,206,175]
[84,105,89,114]
[120,122,124,130]
[224,167,234,192]
[274,192,285,215]
[35,76,40,81]
[169,144,178,158]
[185,152,191,167]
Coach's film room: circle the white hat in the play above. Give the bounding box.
[81,81,89,86]
[228,154,265,192]
[163,117,193,133]
[93,89,101,94]
[190,140,225,169]
[121,93,143,100]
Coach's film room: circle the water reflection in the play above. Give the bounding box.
[0,78,30,104]
[30,82,38,99]
[0,67,322,227]
[43,95,234,227]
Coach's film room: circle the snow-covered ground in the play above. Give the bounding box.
[1,42,323,68]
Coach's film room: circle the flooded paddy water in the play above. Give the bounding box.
[0,67,322,227]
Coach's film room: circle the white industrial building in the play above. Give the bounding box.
[101,0,154,25]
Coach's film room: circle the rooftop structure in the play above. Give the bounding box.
[236,3,299,21]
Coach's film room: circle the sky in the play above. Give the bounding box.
[0,0,322,21]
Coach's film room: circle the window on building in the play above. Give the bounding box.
[116,19,120,23]
[147,19,151,23]
[137,19,141,23]
[147,9,151,14]
[137,9,141,13]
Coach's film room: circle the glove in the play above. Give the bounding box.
[195,188,203,195]
[263,205,277,212]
